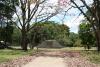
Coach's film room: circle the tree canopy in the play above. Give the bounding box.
[79,21,95,50]
[30,21,70,48]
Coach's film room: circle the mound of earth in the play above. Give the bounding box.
[37,40,63,48]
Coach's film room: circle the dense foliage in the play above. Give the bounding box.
[79,22,95,50]
[12,27,21,46]
[69,32,82,47]
[29,21,70,48]
[0,22,14,44]
[0,0,17,44]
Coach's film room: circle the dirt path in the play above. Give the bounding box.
[22,56,66,67]
[0,51,99,67]
[22,51,99,67]
[22,56,99,67]
[64,57,99,67]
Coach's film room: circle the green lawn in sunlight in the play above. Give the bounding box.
[0,49,33,63]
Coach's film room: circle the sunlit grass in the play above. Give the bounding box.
[38,47,97,51]
[0,49,34,63]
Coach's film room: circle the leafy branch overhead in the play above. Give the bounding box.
[1,0,71,50]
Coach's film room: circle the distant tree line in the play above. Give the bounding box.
[29,21,70,48]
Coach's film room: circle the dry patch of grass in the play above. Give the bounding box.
[81,51,100,64]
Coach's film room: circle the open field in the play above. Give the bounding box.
[11,46,97,50]
[38,47,97,51]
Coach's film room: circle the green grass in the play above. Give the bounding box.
[81,51,100,64]
[0,49,34,63]
[62,47,97,50]
[38,47,97,51]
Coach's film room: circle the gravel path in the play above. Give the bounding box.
[0,51,99,67]
[22,56,99,67]
[64,57,99,67]
[22,51,100,67]
[22,56,66,67]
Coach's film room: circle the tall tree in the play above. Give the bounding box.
[79,22,95,50]
[0,0,15,43]
[4,0,71,51]
[59,0,100,50]
[69,0,100,51]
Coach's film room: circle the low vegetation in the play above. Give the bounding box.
[0,49,34,63]
[81,51,100,64]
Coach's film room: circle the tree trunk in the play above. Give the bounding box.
[21,29,28,51]
[96,30,100,52]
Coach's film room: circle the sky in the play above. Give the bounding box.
[13,0,92,33]
[50,11,84,33]
[48,0,92,33]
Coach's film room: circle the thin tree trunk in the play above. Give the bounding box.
[92,25,100,52]
[96,30,100,52]
[21,28,28,51]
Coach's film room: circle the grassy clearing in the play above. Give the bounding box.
[62,47,97,51]
[0,49,34,63]
[0,47,99,64]
[38,47,97,51]
[81,51,100,64]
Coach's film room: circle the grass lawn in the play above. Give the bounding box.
[38,47,97,51]
[0,49,34,63]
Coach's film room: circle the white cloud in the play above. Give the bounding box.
[48,0,58,4]
[64,15,84,33]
